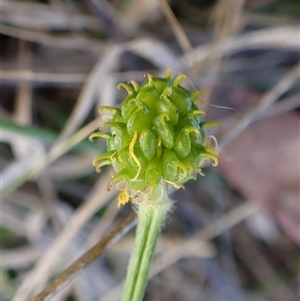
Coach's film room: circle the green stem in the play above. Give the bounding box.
[121,181,172,301]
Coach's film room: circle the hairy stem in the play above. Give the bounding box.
[121,182,172,301]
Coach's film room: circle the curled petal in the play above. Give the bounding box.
[130,80,140,92]
[108,171,124,191]
[190,110,206,117]
[189,89,204,102]
[92,150,115,167]
[95,159,111,173]
[165,67,171,80]
[200,121,221,129]
[165,180,182,189]
[197,145,219,167]
[129,98,149,112]
[99,106,122,117]
[89,131,111,142]
[117,82,136,95]
[100,121,123,131]
[144,73,154,86]
[129,131,141,181]
[173,73,187,86]
[143,68,172,94]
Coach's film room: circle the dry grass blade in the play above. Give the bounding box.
[11,41,37,159]
[2,70,86,85]
[218,94,300,134]
[55,45,123,142]
[0,24,102,51]
[2,246,42,269]
[2,0,100,30]
[29,212,136,301]
[235,230,297,301]
[12,170,115,301]
[183,26,299,67]
[149,202,257,277]
[125,38,182,72]
[85,0,134,36]
[219,61,300,148]
[123,0,159,28]
[209,1,244,75]
[196,0,245,100]
[1,116,102,198]
[260,94,300,119]
[158,0,192,53]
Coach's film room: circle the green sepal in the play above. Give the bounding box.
[136,76,160,109]
[108,168,136,190]
[194,145,219,167]
[127,105,155,138]
[145,159,162,188]
[101,122,129,151]
[154,114,175,149]
[139,128,157,161]
[92,150,116,172]
[174,126,200,159]
[162,149,187,182]
[165,79,192,114]
[141,69,172,94]
[89,131,115,150]
[99,106,123,122]
[155,92,179,126]
[110,148,129,173]
[119,83,139,120]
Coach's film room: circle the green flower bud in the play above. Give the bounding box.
[90,68,219,205]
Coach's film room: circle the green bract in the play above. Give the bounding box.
[90,69,219,205]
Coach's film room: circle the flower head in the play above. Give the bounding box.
[90,69,219,205]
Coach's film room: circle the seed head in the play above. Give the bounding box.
[90,69,219,205]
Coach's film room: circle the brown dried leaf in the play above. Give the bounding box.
[218,112,300,243]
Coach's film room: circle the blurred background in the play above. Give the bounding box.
[1,0,299,301]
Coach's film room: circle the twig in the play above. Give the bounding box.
[182,26,299,68]
[0,24,102,52]
[217,94,300,134]
[1,116,103,198]
[2,70,86,85]
[11,171,113,301]
[219,61,300,148]
[29,212,136,301]
[158,0,192,53]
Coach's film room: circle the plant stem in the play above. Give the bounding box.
[121,181,172,301]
